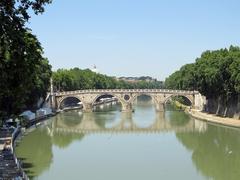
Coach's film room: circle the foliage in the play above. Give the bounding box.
[52,68,163,91]
[165,46,240,102]
[0,0,52,120]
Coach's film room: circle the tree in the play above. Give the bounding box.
[165,46,240,116]
[0,0,52,120]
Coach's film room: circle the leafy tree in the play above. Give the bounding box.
[0,0,52,120]
[165,46,240,116]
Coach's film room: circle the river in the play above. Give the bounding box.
[15,96,240,180]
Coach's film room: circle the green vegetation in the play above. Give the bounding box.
[52,68,163,91]
[177,124,240,180]
[171,96,192,107]
[0,0,52,121]
[165,46,240,114]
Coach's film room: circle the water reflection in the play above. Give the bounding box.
[50,109,200,134]
[176,124,240,180]
[15,98,240,180]
[133,95,156,128]
[15,127,53,179]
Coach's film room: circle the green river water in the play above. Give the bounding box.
[15,97,240,180]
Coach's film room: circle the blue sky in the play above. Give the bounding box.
[28,0,240,80]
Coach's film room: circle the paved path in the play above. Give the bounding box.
[0,149,23,179]
[187,109,240,128]
[0,128,27,179]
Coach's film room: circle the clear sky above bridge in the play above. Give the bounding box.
[29,0,240,80]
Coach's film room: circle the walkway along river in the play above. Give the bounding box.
[15,96,240,180]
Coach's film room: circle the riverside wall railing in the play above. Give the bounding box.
[11,127,29,180]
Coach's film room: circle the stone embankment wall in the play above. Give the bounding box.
[204,95,240,119]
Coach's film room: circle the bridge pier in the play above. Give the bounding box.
[121,102,133,112]
[82,103,93,113]
[49,94,57,111]
[155,103,165,112]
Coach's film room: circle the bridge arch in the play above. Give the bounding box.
[91,93,124,111]
[132,93,172,112]
[58,96,84,110]
[131,94,158,127]
[131,93,157,104]
[164,94,193,107]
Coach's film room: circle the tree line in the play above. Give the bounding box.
[52,68,163,91]
[165,46,240,116]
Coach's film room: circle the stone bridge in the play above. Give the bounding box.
[49,89,205,112]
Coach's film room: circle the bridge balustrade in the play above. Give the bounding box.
[53,89,197,97]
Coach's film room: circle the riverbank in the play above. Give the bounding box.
[172,100,240,128]
[0,127,28,179]
[0,113,56,179]
[186,109,240,128]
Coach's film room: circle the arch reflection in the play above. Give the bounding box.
[49,110,206,134]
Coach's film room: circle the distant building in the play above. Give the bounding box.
[91,65,100,73]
